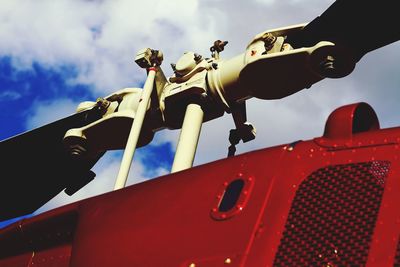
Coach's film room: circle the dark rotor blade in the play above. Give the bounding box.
[287,0,400,61]
[0,108,104,221]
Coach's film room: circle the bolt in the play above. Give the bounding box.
[170,63,176,71]
[262,32,277,52]
[194,53,202,62]
[281,43,292,51]
[262,32,276,44]
[224,258,232,264]
[69,144,87,158]
[320,55,336,77]
[211,40,228,53]
[150,49,163,66]
[96,97,111,111]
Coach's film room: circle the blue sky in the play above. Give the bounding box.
[1,0,400,229]
[0,58,92,139]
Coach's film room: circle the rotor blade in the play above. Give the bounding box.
[0,108,104,221]
[287,0,400,61]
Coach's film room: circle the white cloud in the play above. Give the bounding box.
[25,98,79,129]
[0,0,337,94]
[0,0,218,94]
[0,90,22,101]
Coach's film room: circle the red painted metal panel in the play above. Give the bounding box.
[0,204,78,267]
[210,175,255,221]
[323,102,380,139]
[242,127,400,267]
[0,253,32,267]
[273,161,389,266]
[29,245,72,267]
[2,104,400,266]
[0,221,28,261]
[70,147,285,266]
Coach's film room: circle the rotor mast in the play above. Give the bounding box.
[171,103,204,173]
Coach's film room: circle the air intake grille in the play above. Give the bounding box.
[273,161,390,266]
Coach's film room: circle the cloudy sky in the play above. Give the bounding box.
[1,0,399,227]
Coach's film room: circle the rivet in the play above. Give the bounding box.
[224,258,232,264]
[189,263,196,267]
[287,146,294,151]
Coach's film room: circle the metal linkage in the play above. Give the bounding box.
[227,123,256,157]
[72,25,348,191]
[114,49,163,190]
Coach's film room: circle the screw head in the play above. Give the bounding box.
[224,258,232,264]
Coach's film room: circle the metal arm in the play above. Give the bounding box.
[114,48,164,190]
[65,20,400,192]
[114,67,157,190]
[171,103,204,173]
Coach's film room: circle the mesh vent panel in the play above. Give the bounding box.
[273,161,390,267]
